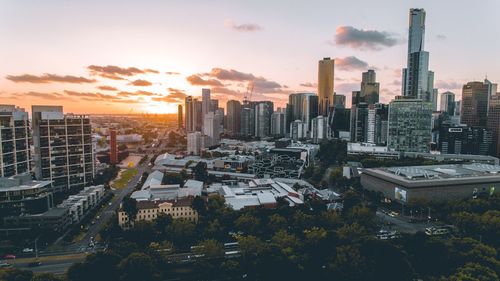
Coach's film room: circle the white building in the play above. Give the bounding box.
[58,185,104,223]
[203,112,220,147]
[187,132,209,155]
[311,116,328,143]
[271,109,286,137]
[290,120,307,140]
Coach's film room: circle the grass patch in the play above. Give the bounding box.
[112,169,138,189]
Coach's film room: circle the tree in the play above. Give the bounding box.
[446,263,499,281]
[122,197,138,222]
[238,235,266,258]
[235,213,261,235]
[193,162,208,182]
[193,239,224,258]
[271,230,300,254]
[166,219,196,249]
[118,252,159,281]
[191,196,207,216]
[267,214,288,234]
[0,268,33,281]
[67,252,121,281]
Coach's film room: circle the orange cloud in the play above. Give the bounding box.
[6,73,96,84]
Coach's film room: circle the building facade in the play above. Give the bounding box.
[461,81,491,128]
[318,57,335,116]
[226,100,241,136]
[0,105,31,177]
[388,98,432,153]
[32,106,95,192]
[254,101,273,138]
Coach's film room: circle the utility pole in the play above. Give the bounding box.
[35,237,39,259]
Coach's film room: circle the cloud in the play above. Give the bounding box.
[128,79,153,86]
[97,85,118,91]
[6,73,96,84]
[165,71,180,75]
[335,56,370,71]
[186,75,224,86]
[87,65,159,80]
[334,26,401,50]
[63,90,123,102]
[435,80,463,90]
[335,82,359,94]
[151,88,187,103]
[117,90,159,97]
[19,91,64,99]
[205,68,256,81]
[436,34,447,40]
[299,82,317,88]
[225,20,263,32]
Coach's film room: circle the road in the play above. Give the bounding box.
[376,210,435,234]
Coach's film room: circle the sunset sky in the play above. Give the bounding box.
[1,0,499,114]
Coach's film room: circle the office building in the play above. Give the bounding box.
[440,91,455,116]
[350,103,369,142]
[226,100,241,136]
[368,103,389,145]
[388,97,432,153]
[402,8,433,102]
[240,103,255,137]
[287,93,318,133]
[177,104,183,130]
[110,129,118,165]
[32,106,95,192]
[201,88,211,125]
[271,109,286,137]
[311,115,328,144]
[318,57,335,116]
[0,105,31,177]
[361,163,500,202]
[488,93,500,156]
[330,107,351,139]
[254,101,274,138]
[439,123,493,156]
[334,94,346,108]
[203,112,221,147]
[185,96,194,132]
[187,131,208,156]
[290,120,307,140]
[360,69,380,105]
[461,80,493,128]
[193,99,202,131]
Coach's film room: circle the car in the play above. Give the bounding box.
[22,248,34,253]
[28,261,42,267]
[108,202,112,206]
[388,211,399,217]
[3,254,16,259]
[0,262,12,268]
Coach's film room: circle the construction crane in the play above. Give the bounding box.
[243,81,254,105]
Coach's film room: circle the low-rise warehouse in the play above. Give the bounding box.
[361,163,500,202]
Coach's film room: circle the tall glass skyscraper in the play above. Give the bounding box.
[402,8,434,101]
[317,58,335,117]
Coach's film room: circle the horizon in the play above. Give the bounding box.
[1,0,499,114]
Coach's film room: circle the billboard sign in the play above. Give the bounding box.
[395,187,407,203]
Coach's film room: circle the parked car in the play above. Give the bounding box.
[388,211,399,217]
[3,254,16,259]
[22,248,34,253]
[28,261,42,267]
[0,262,12,268]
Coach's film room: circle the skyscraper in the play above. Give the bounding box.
[110,129,118,165]
[360,69,380,105]
[201,88,211,125]
[32,106,95,192]
[226,100,241,136]
[440,91,455,116]
[0,105,31,177]
[203,112,220,147]
[185,96,194,132]
[367,103,389,145]
[254,101,274,138]
[240,103,255,137]
[487,93,500,156]
[318,57,335,116]
[178,104,183,130]
[350,103,369,143]
[193,99,203,131]
[388,97,432,153]
[271,108,286,137]
[402,8,433,101]
[461,80,492,128]
[333,94,346,108]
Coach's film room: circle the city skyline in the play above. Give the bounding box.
[1,0,499,114]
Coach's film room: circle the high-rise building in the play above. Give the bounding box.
[439,123,493,156]
[311,116,328,144]
[203,112,220,147]
[187,132,208,156]
[330,107,351,139]
[334,94,346,108]
[461,80,494,128]
[177,104,183,130]
[240,103,255,137]
[185,96,194,132]
[360,70,380,105]
[201,88,211,125]
[32,106,95,192]
[226,100,241,136]
[350,103,369,143]
[110,129,118,165]
[388,97,432,153]
[254,101,274,138]
[287,93,318,133]
[290,120,307,140]
[440,91,455,116]
[488,93,500,156]
[271,109,286,137]
[0,105,31,177]
[318,58,335,116]
[193,99,203,131]
[209,100,219,113]
[367,103,389,145]
[402,8,433,102]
